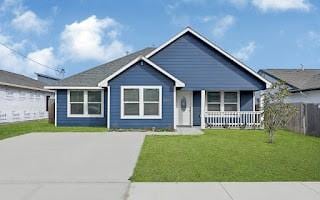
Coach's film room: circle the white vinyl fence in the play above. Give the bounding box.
[205,111,263,129]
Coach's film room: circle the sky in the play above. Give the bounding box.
[0,0,319,79]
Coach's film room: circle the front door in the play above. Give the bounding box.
[176,91,192,126]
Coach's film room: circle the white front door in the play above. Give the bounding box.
[176,91,193,126]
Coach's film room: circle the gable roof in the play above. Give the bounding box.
[45,47,155,89]
[259,69,320,92]
[98,56,185,87]
[146,27,271,88]
[0,70,52,92]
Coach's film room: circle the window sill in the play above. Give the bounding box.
[121,115,162,120]
[67,114,104,118]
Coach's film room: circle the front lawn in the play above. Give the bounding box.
[0,120,107,140]
[132,129,320,182]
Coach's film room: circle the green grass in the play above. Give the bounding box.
[132,129,320,182]
[0,120,107,140]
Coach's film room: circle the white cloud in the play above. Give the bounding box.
[201,15,215,23]
[59,15,131,62]
[0,0,23,13]
[227,0,248,7]
[11,10,49,34]
[233,41,256,61]
[227,0,311,12]
[212,15,235,37]
[307,31,320,44]
[0,34,59,78]
[252,0,311,12]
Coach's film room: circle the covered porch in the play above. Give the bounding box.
[175,90,263,129]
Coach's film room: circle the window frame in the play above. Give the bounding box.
[121,86,162,119]
[223,92,239,112]
[67,90,104,118]
[206,91,240,112]
[206,92,221,111]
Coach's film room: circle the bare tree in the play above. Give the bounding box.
[263,82,297,143]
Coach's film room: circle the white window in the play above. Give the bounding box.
[207,91,239,112]
[121,86,162,119]
[68,90,104,117]
[207,92,220,111]
[224,92,238,111]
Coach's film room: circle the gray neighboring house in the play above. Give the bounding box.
[0,70,57,123]
[258,68,320,104]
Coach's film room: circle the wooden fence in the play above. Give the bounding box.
[48,98,55,124]
[286,103,320,137]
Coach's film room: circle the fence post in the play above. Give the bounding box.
[201,90,205,129]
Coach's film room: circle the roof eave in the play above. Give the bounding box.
[146,27,271,88]
[97,56,185,87]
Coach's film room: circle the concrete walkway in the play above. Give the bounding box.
[0,132,145,200]
[128,182,320,200]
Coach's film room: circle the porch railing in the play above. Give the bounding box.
[204,111,263,129]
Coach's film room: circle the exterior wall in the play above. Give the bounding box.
[240,91,254,111]
[150,32,266,91]
[0,85,53,123]
[56,89,107,126]
[109,61,175,129]
[193,91,201,126]
[285,90,320,104]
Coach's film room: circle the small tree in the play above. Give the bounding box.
[262,81,297,143]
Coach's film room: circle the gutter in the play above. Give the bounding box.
[0,81,53,93]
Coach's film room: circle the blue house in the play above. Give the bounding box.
[46,27,270,129]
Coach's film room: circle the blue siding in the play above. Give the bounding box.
[193,91,201,126]
[56,89,107,126]
[150,33,266,91]
[240,91,253,111]
[109,61,174,129]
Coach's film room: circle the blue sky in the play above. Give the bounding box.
[0,0,319,79]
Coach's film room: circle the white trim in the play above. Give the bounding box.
[98,57,185,87]
[0,81,54,92]
[54,90,57,127]
[190,91,193,126]
[45,86,102,90]
[67,89,104,118]
[173,86,177,129]
[145,27,271,88]
[107,86,110,129]
[206,91,240,112]
[201,90,205,129]
[120,86,162,119]
[221,91,225,111]
[253,91,256,111]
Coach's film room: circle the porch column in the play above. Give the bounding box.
[201,90,205,129]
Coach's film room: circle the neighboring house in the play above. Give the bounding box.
[259,69,320,104]
[46,27,270,129]
[0,70,55,123]
[35,73,60,85]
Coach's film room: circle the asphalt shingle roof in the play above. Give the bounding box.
[0,70,46,90]
[260,69,320,91]
[51,47,155,87]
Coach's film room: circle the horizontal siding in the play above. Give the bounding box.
[56,89,107,126]
[240,91,254,111]
[150,33,266,91]
[109,61,174,129]
[193,91,201,126]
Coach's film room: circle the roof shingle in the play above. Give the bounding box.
[0,70,47,90]
[51,47,155,87]
[260,69,320,91]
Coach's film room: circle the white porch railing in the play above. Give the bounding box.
[204,111,263,129]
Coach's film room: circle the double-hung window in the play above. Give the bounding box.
[121,86,162,119]
[207,92,221,111]
[207,91,239,112]
[68,90,104,117]
[224,92,238,111]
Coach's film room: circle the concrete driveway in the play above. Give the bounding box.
[0,132,145,200]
